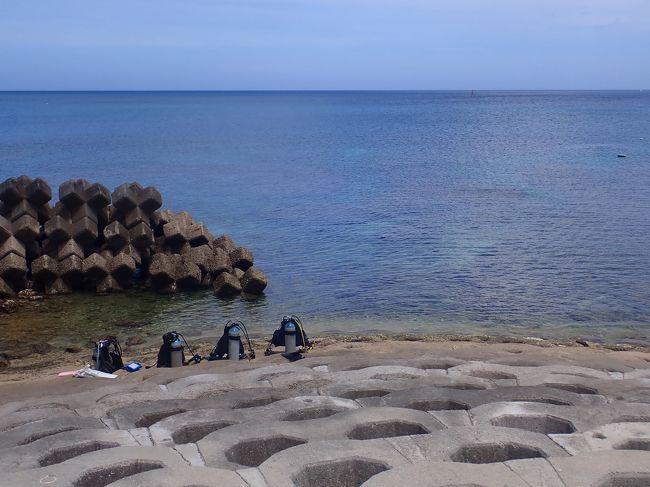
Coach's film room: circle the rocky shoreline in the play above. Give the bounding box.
[0,340,649,486]
[0,176,267,298]
[1,330,648,382]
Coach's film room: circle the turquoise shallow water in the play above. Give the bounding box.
[0,91,649,347]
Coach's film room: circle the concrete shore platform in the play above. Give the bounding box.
[1,340,649,486]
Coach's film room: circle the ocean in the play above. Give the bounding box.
[1,91,649,348]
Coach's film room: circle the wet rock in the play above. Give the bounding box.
[187,245,213,274]
[46,277,72,295]
[0,277,15,298]
[210,248,232,277]
[0,353,9,368]
[187,223,213,247]
[213,234,236,253]
[96,275,123,294]
[175,256,202,289]
[240,267,268,295]
[126,335,147,346]
[0,299,18,313]
[230,246,254,271]
[0,252,27,282]
[149,253,177,288]
[104,221,129,250]
[109,253,136,284]
[17,289,43,301]
[213,272,242,297]
[0,235,27,259]
[31,254,59,282]
[82,253,109,283]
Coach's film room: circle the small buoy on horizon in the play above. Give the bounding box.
[617,154,627,158]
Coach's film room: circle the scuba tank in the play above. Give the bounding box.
[157,331,201,368]
[228,324,241,361]
[284,321,297,353]
[170,335,184,368]
[208,321,255,361]
[265,315,312,359]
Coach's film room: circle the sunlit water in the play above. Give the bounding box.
[1,91,649,350]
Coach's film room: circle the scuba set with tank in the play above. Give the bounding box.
[208,321,255,361]
[265,315,312,361]
[91,336,124,373]
[93,316,312,372]
[156,331,202,368]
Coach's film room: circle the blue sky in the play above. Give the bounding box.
[1,0,649,90]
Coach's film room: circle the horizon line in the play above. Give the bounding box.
[1,88,648,94]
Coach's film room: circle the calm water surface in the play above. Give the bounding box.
[1,91,649,348]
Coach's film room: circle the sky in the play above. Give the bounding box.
[1,0,649,90]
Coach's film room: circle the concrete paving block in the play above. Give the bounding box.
[387,425,568,464]
[108,466,247,487]
[550,422,650,455]
[0,406,76,433]
[258,438,409,487]
[199,406,444,470]
[505,457,566,487]
[0,416,105,450]
[361,460,531,487]
[1,445,187,487]
[0,428,137,472]
[549,450,650,486]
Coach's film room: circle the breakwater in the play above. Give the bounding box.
[0,176,267,298]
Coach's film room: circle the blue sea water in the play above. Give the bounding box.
[1,91,649,345]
